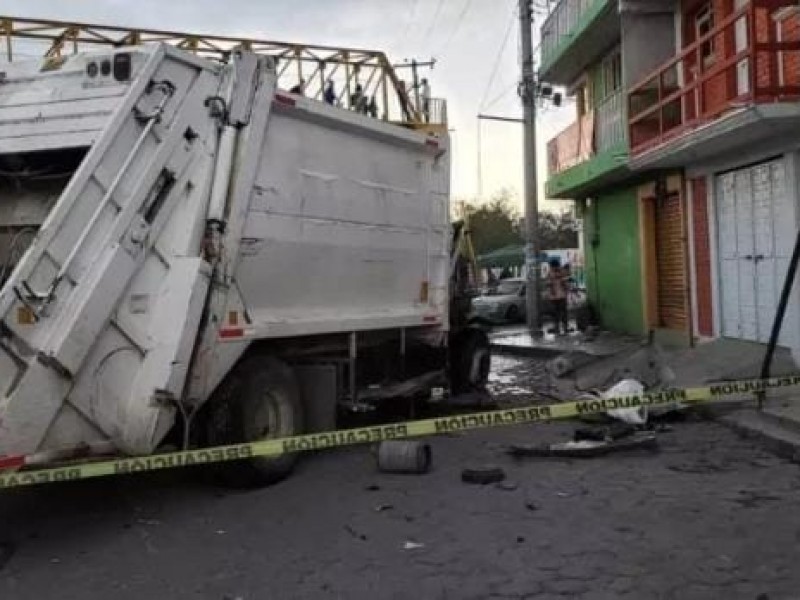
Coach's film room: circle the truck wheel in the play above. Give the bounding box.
[205,356,304,487]
[450,328,491,394]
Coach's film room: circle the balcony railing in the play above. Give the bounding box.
[541,0,601,67]
[627,0,800,155]
[547,90,626,176]
[547,112,593,175]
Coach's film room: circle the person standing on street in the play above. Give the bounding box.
[547,258,569,335]
[419,77,431,122]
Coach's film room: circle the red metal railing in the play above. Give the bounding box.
[627,0,800,156]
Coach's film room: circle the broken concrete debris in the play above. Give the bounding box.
[461,466,506,485]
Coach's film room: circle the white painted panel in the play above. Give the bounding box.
[237,105,448,333]
[716,158,795,345]
[753,163,775,342]
[717,172,740,337]
[735,169,758,340]
[769,159,796,347]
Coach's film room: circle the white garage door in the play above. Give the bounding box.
[716,158,796,345]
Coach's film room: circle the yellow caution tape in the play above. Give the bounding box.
[1,375,798,489]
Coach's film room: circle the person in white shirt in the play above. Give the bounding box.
[419,78,431,123]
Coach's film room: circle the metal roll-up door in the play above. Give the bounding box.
[655,192,688,330]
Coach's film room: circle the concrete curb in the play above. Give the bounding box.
[718,408,800,463]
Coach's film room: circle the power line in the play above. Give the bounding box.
[477,4,517,111]
[434,0,476,58]
[483,80,518,112]
[392,0,421,53]
[420,0,447,50]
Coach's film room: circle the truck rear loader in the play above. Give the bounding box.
[0,31,489,486]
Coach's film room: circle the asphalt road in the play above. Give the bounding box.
[2,379,800,599]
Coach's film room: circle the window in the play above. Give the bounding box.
[695,3,715,63]
[600,50,622,99]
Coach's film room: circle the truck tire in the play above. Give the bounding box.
[205,356,304,487]
[450,328,491,394]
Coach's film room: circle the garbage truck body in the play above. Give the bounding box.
[0,43,488,483]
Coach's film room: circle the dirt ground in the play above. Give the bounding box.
[2,354,800,600]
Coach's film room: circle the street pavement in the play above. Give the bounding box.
[2,371,800,598]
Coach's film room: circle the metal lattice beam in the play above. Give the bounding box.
[0,15,423,124]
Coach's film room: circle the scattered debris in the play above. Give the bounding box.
[547,352,597,378]
[548,355,575,378]
[136,519,161,527]
[516,536,525,543]
[402,541,425,550]
[216,529,227,535]
[461,466,506,485]
[667,459,733,474]
[524,501,539,511]
[377,441,431,474]
[374,504,394,512]
[574,423,636,442]
[344,525,368,541]
[508,432,658,458]
[364,484,381,492]
[495,481,519,491]
[605,379,648,425]
[554,487,589,498]
[731,489,782,509]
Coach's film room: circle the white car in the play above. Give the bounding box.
[471,277,589,326]
[471,278,527,323]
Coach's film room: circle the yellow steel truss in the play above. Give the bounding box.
[0,15,444,127]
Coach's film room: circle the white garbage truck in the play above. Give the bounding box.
[0,36,489,485]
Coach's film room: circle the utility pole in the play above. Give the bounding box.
[411,59,421,110]
[519,0,541,335]
[395,58,436,116]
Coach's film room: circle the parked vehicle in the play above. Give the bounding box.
[0,42,487,486]
[472,278,527,323]
[471,277,588,326]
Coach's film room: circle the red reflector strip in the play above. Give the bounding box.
[0,455,25,470]
[425,138,439,149]
[274,94,296,107]
[423,315,440,323]
[219,327,245,339]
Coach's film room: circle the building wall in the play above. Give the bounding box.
[620,10,677,89]
[581,187,645,334]
[690,177,713,336]
[778,9,800,87]
[681,0,734,120]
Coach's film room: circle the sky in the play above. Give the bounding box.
[1,0,575,213]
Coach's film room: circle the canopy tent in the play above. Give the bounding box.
[477,244,525,268]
